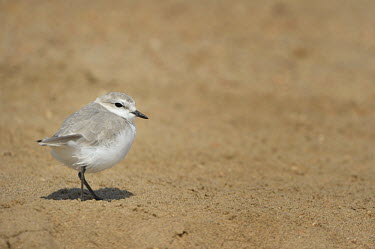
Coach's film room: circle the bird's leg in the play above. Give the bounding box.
[78,167,85,201]
[82,178,103,201]
[78,166,102,201]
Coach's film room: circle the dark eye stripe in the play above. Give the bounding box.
[115,103,123,108]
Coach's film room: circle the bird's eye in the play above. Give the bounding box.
[115,103,123,108]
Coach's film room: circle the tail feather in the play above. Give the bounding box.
[37,134,83,146]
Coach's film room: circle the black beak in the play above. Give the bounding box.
[131,110,148,119]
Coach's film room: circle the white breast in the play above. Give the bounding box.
[51,124,136,173]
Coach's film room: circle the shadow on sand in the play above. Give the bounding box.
[42,187,133,201]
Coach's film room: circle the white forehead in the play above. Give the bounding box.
[97,92,135,105]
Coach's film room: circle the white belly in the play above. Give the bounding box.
[51,128,136,173]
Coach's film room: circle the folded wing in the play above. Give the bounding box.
[38,134,83,146]
[37,102,128,147]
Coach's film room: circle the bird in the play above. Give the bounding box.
[37,92,148,200]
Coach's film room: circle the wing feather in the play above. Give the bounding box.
[47,102,129,146]
[38,134,83,146]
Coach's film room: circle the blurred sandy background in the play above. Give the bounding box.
[1,0,374,248]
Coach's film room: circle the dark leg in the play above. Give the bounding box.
[79,167,85,200]
[78,167,103,201]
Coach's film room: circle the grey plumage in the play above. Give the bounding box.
[39,102,131,146]
[38,134,83,146]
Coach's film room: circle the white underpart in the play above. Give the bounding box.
[51,124,136,173]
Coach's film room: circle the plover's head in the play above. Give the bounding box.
[95,92,148,121]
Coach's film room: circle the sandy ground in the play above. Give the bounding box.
[1,0,375,248]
